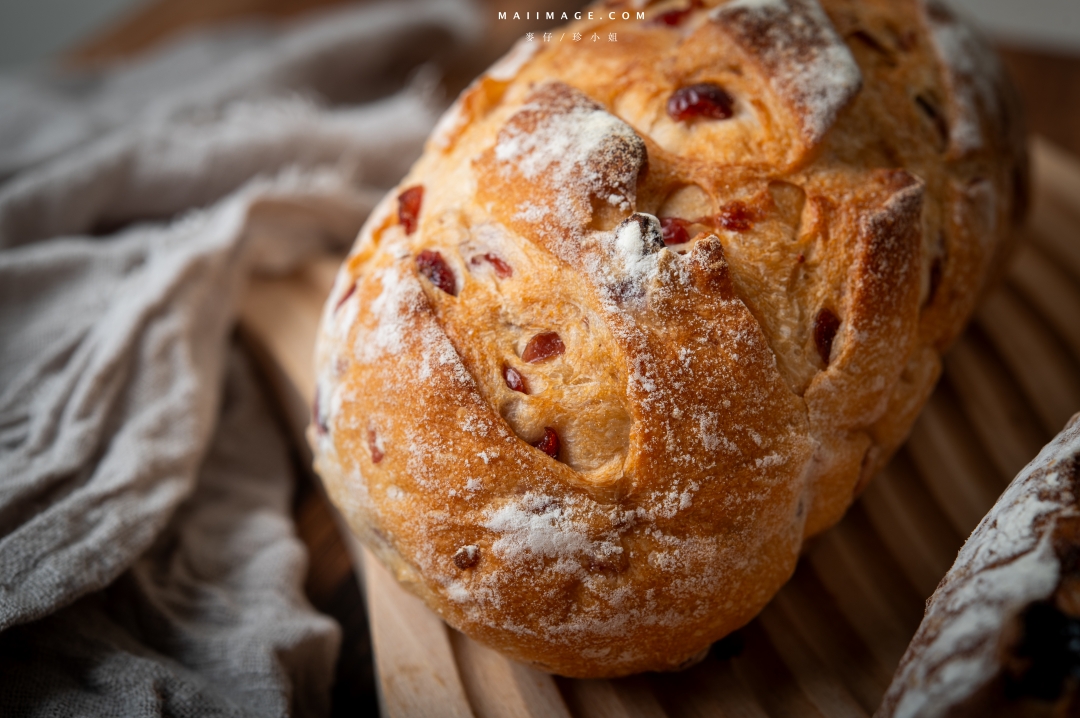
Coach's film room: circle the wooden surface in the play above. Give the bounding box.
[238,138,1080,717]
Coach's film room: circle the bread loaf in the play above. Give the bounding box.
[310,0,1026,677]
[879,415,1080,718]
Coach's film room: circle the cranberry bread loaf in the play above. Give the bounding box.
[878,415,1080,718]
[310,0,1026,677]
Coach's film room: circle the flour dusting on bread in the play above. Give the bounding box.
[921,0,1003,156]
[612,212,664,292]
[487,36,542,82]
[492,82,646,233]
[483,493,624,567]
[355,263,422,364]
[712,0,862,148]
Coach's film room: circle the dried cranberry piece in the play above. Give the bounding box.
[368,428,384,464]
[334,282,356,313]
[533,427,560,460]
[654,7,693,25]
[470,253,513,279]
[660,217,691,245]
[716,201,757,232]
[453,545,480,570]
[503,364,529,394]
[667,83,735,122]
[416,250,457,296]
[522,332,565,364]
[813,308,841,367]
[652,1,701,27]
[398,185,424,235]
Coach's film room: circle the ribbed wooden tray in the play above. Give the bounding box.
[240,137,1080,718]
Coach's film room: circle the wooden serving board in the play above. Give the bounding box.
[239,137,1080,718]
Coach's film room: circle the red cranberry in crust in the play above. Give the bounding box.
[367,428,384,464]
[453,545,480,570]
[814,308,841,367]
[397,185,424,235]
[503,364,529,394]
[654,6,693,26]
[660,217,691,245]
[716,201,758,232]
[653,1,703,27]
[533,427,560,460]
[522,332,565,364]
[333,282,356,313]
[667,83,735,122]
[416,250,457,296]
[470,253,513,279]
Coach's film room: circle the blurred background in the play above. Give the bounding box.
[1,0,1079,156]
[2,0,1080,69]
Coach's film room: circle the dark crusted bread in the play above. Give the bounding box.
[310,0,1027,677]
[878,415,1080,718]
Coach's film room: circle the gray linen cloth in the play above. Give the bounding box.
[0,0,481,713]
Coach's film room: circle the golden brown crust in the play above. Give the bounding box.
[310,0,1026,677]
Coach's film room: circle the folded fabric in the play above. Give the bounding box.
[1,347,341,717]
[0,1,482,714]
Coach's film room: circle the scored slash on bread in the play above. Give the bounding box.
[711,0,863,155]
[310,0,1027,677]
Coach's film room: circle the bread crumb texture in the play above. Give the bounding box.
[310,0,1027,677]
